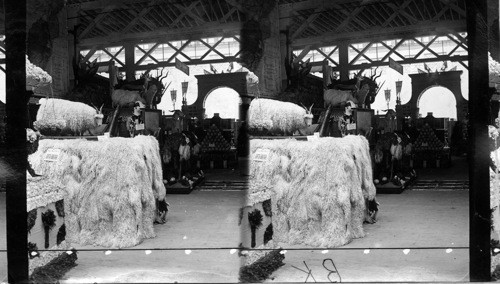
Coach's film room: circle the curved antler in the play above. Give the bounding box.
[374,68,382,80]
[159,70,169,82]
[370,67,378,79]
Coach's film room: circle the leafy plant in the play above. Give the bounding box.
[248,209,263,248]
[263,224,273,245]
[41,209,56,249]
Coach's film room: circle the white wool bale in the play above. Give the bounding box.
[29,136,167,248]
[248,98,307,134]
[35,98,97,135]
[249,136,376,247]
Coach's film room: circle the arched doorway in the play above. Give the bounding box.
[418,86,457,120]
[397,71,467,126]
[204,87,242,119]
[193,72,248,120]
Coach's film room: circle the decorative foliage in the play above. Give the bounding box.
[225,0,277,20]
[240,20,263,72]
[68,55,112,108]
[263,224,273,245]
[284,53,312,89]
[28,242,40,259]
[41,209,56,249]
[28,209,38,234]
[55,200,64,218]
[239,249,285,283]
[29,249,78,283]
[248,209,263,248]
[56,224,66,246]
[262,199,272,217]
[239,207,245,226]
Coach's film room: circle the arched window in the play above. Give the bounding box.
[418,86,457,119]
[204,87,241,119]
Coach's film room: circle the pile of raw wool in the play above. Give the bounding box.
[26,55,52,88]
[34,98,97,136]
[249,136,376,247]
[248,98,307,135]
[29,135,167,248]
[27,175,65,211]
[490,52,500,86]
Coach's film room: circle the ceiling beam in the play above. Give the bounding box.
[121,0,161,34]
[291,20,466,48]
[78,4,122,38]
[291,7,323,39]
[68,0,152,10]
[335,5,365,32]
[279,0,365,18]
[95,57,239,72]
[168,1,200,28]
[308,54,469,69]
[78,21,241,48]
[174,1,206,25]
[383,0,417,27]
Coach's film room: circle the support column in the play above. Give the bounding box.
[338,42,349,81]
[279,31,289,90]
[322,60,332,88]
[124,42,136,81]
[67,5,79,89]
[5,0,28,282]
[467,0,491,281]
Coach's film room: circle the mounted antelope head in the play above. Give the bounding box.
[358,67,384,106]
[92,104,104,126]
[301,103,314,126]
[148,68,171,108]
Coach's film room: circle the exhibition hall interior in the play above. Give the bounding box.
[0,0,499,283]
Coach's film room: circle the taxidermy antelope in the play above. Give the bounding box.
[92,104,104,126]
[301,103,314,126]
[111,69,170,109]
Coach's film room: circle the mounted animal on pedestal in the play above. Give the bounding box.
[324,68,384,109]
[318,68,384,137]
[112,69,171,109]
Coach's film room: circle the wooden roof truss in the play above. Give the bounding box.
[293,32,468,72]
[281,0,466,48]
[69,0,245,47]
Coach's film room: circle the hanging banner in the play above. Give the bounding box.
[175,58,190,76]
[389,57,403,75]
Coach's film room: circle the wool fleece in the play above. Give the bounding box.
[29,136,167,248]
[34,98,97,136]
[248,98,307,134]
[249,136,376,247]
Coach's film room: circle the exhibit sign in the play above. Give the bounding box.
[253,148,270,162]
[389,57,404,75]
[44,149,61,162]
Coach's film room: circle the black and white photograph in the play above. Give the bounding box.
[0,0,498,283]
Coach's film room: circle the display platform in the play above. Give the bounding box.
[375,176,417,194]
[164,176,205,194]
[30,136,166,248]
[375,182,404,194]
